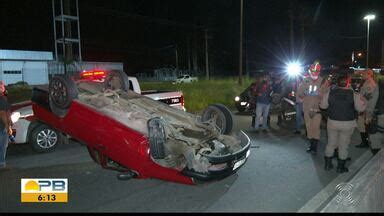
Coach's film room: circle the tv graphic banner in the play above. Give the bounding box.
[21,178,68,203]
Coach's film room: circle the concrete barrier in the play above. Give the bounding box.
[321,149,384,212]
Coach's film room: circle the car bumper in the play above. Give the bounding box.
[12,119,30,144]
[169,103,186,111]
[182,131,251,181]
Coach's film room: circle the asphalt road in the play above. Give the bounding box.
[0,113,373,212]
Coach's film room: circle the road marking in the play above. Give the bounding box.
[298,150,373,212]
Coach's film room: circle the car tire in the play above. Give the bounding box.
[104,70,130,92]
[30,124,60,153]
[49,75,78,117]
[201,104,234,135]
[148,118,166,159]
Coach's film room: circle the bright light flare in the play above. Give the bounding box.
[11,112,21,123]
[286,62,303,76]
[235,96,240,102]
[364,14,375,20]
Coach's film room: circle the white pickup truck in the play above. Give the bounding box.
[173,74,198,84]
[127,76,185,111]
[10,71,185,152]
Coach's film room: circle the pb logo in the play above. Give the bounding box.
[21,179,68,203]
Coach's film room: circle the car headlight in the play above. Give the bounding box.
[148,117,166,159]
[235,96,240,102]
[11,112,21,124]
[286,62,303,77]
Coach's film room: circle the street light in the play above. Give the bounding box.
[364,14,375,68]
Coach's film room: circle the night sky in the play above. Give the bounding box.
[0,0,383,75]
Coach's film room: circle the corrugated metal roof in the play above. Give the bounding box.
[0,49,53,61]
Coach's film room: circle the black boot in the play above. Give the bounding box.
[332,149,338,158]
[371,148,381,155]
[306,139,314,153]
[356,132,370,148]
[333,149,351,161]
[311,139,318,155]
[337,159,349,173]
[324,156,334,171]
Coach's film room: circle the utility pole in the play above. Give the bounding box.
[175,44,179,69]
[299,12,305,59]
[382,40,384,68]
[363,14,375,68]
[238,0,244,85]
[205,29,210,80]
[289,0,295,57]
[192,29,199,73]
[366,19,371,68]
[187,36,191,71]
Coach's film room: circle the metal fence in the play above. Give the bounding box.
[137,67,199,81]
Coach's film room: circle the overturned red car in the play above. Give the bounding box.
[31,70,250,185]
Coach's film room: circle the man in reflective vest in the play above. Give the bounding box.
[355,69,379,148]
[297,61,329,154]
[320,74,366,173]
[369,79,384,155]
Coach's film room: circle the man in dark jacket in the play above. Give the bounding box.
[320,74,366,173]
[0,94,11,169]
[252,73,273,133]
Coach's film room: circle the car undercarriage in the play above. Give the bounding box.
[76,80,249,175]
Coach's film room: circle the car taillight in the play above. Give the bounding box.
[180,95,184,108]
[80,70,106,81]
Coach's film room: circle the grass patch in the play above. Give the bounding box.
[140,77,254,113]
[4,77,254,112]
[6,85,32,104]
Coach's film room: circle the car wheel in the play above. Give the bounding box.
[104,70,130,92]
[201,104,234,135]
[49,75,78,117]
[30,124,60,153]
[148,118,166,159]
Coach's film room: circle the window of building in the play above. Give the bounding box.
[3,70,22,74]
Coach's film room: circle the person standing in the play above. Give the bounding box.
[355,69,379,148]
[0,93,12,169]
[252,73,273,133]
[294,76,304,134]
[368,79,384,155]
[320,74,366,173]
[0,81,6,96]
[297,61,329,154]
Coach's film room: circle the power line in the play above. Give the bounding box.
[331,34,366,39]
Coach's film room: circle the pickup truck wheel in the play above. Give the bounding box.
[49,75,78,117]
[104,70,130,92]
[201,104,234,135]
[30,124,60,153]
